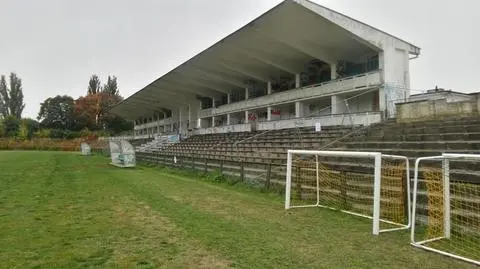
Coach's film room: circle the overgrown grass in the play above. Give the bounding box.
[0,151,476,268]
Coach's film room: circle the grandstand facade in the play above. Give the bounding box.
[111,0,420,139]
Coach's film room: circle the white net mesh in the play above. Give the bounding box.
[412,155,480,265]
[80,142,91,156]
[286,151,409,234]
[109,140,136,167]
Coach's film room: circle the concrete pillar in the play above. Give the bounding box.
[267,81,272,95]
[188,104,191,128]
[295,73,301,88]
[212,116,216,127]
[267,106,272,121]
[331,95,347,114]
[227,114,231,125]
[245,88,249,100]
[245,110,249,123]
[197,118,201,129]
[212,96,216,108]
[331,64,337,80]
[295,102,304,118]
[178,108,182,135]
[227,93,231,104]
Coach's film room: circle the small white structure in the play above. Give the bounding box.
[109,140,136,168]
[80,142,91,156]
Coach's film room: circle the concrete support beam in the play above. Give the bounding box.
[295,73,301,88]
[331,64,337,80]
[188,105,191,129]
[379,87,386,113]
[227,93,231,104]
[197,118,201,129]
[245,88,249,100]
[295,101,304,118]
[267,106,272,121]
[212,116,216,127]
[267,81,272,95]
[212,96,216,108]
[178,108,182,135]
[227,114,231,125]
[245,110,249,123]
[331,95,347,114]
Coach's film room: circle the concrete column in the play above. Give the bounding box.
[227,93,231,104]
[267,106,272,121]
[227,114,231,125]
[295,102,304,118]
[378,87,386,112]
[245,88,249,100]
[331,64,337,80]
[212,116,216,127]
[197,118,201,129]
[245,110,249,123]
[188,104,191,128]
[295,73,301,88]
[163,112,167,133]
[267,81,272,95]
[331,95,347,114]
[178,108,182,135]
[212,96,216,108]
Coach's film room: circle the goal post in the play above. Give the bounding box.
[285,150,410,235]
[411,153,480,266]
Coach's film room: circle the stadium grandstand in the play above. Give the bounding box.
[110,0,420,139]
[109,1,480,265]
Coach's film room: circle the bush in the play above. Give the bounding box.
[34,129,51,138]
[0,138,82,151]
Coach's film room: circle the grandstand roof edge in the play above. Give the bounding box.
[111,0,421,120]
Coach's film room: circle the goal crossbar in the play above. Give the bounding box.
[285,150,410,235]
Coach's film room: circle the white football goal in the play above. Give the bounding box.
[285,150,410,235]
[411,153,480,266]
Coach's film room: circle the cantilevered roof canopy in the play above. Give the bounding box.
[111,0,420,120]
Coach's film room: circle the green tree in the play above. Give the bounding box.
[2,115,20,137]
[87,75,101,95]
[0,73,25,118]
[102,76,118,95]
[0,76,8,117]
[0,121,5,137]
[37,95,75,130]
[18,118,39,139]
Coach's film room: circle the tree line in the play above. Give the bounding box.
[0,73,132,139]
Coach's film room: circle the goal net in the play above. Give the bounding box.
[411,153,480,266]
[80,142,91,156]
[285,150,410,235]
[109,140,136,168]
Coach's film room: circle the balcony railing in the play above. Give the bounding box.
[198,71,382,118]
[134,118,172,130]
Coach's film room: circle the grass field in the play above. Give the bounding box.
[0,151,477,269]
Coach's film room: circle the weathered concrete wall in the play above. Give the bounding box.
[396,97,480,123]
[256,112,381,131]
[193,124,252,135]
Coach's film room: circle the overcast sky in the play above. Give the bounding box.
[1,0,479,119]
